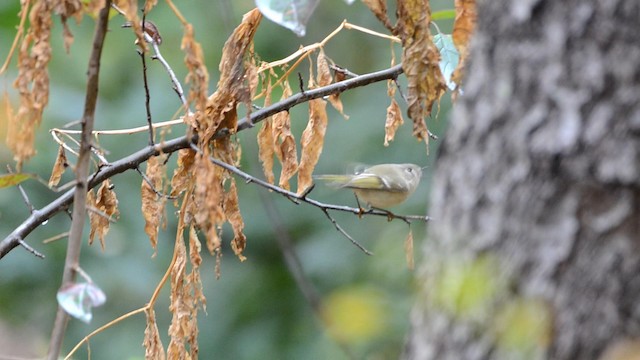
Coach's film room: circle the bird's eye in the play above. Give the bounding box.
[406,167,413,173]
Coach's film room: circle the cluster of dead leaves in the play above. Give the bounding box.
[363,0,477,147]
[257,49,347,196]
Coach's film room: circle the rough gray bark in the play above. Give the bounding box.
[405,0,640,359]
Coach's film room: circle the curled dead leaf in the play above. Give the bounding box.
[170,149,196,198]
[384,98,404,146]
[298,98,328,195]
[224,180,247,262]
[452,0,477,90]
[141,155,166,255]
[48,146,68,187]
[273,82,298,190]
[404,229,414,270]
[88,179,119,250]
[258,90,276,184]
[395,0,446,150]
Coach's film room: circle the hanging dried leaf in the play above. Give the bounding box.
[167,221,188,359]
[362,0,393,31]
[329,69,349,119]
[245,53,260,99]
[48,146,68,187]
[52,0,82,52]
[384,99,404,146]
[170,149,196,197]
[224,180,247,261]
[9,1,54,169]
[201,9,262,145]
[182,23,209,118]
[315,50,349,119]
[394,0,446,149]
[451,0,477,89]
[298,98,328,195]
[192,154,225,257]
[273,82,298,190]
[143,308,166,360]
[316,49,332,87]
[141,155,166,255]
[87,180,119,250]
[185,225,205,357]
[257,89,275,184]
[404,229,415,270]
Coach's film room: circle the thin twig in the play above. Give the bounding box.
[135,166,176,199]
[86,206,116,223]
[1,65,407,259]
[42,232,70,244]
[191,144,429,254]
[18,239,44,259]
[148,36,189,111]
[320,208,372,255]
[6,165,35,215]
[48,1,112,358]
[139,15,155,146]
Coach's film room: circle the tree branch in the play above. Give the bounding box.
[48,1,112,358]
[0,64,405,260]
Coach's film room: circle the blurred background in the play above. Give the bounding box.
[0,0,453,358]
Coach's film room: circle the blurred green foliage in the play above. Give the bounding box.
[0,0,453,358]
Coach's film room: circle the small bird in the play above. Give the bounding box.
[314,163,423,208]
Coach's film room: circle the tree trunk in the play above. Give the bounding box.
[405,0,640,359]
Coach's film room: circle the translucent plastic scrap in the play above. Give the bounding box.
[256,0,321,36]
[57,282,106,323]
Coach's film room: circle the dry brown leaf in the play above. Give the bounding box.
[143,308,166,360]
[316,50,349,119]
[384,98,404,146]
[224,180,247,261]
[185,225,204,356]
[193,155,225,254]
[168,221,188,359]
[201,9,262,145]
[246,53,259,99]
[404,229,415,270]
[329,69,349,119]
[181,23,209,117]
[141,155,166,255]
[48,146,68,187]
[395,0,446,149]
[452,0,477,90]
[170,149,196,197]
[273,82,298,190]
[51,0,82,52]
[9,1,53,169]
[362,0,393,31]
[257,89,275,184]
[88,179,119,250]
[316,49,332,87]
[298,98,328,194]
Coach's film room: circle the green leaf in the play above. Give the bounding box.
[434,34,460,90]
[432,9,456,21]
[0,173,34,188]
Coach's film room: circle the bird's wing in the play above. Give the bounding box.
[344,173,388,190]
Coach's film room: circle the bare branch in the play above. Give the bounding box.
[48,1,112,357]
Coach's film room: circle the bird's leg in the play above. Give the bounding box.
[353,194,366,218]
[372,207,396,221]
